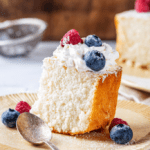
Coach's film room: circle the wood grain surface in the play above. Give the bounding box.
[0,0,135,40]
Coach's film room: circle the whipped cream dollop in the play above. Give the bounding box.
[53,41,119,74]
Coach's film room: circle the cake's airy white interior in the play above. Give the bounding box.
[31,58,96,133]
[116,10,150,68]
[30,57,120,133]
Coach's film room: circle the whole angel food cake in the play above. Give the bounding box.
[30,29,122,135]
[115,0,150,69]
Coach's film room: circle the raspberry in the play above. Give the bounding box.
[60,29,83,47]
[109,118,128,132]
[135,0,150,12]
[15,101,31,113]
[137,0,150,3]
[136,0,147,2]
[146,0,150,4]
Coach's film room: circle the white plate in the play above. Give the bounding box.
[121,74,150,93]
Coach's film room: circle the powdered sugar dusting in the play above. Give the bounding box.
[52,129,134,150]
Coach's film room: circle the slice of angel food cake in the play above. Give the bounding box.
[30,29,122,135]
[115,0,150,69]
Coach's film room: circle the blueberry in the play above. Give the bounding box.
[1,108,20,128]
[83,50,105,71]
[110,124,133,144]
[85,35,102,47]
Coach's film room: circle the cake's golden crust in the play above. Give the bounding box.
[51,67,122,135]
[114,16,121,55]
[115,16,125,65]
[87,68,122,132]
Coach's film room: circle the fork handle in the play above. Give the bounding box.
[44,141,60,150]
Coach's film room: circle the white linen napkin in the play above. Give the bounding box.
[118,85,150,106]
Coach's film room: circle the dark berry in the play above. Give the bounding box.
[110,124,133,144]
[1,108,20,128]
[85,35,102,47]
[83,50,105,71]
